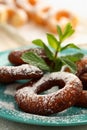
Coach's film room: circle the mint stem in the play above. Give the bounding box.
[50,43,60,71]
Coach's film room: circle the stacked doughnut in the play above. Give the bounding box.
[0,47,87,115]
[0,0,78,33]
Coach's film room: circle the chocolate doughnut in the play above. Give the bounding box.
[76,57,87,75]
[64,58,87,107]
[63,58,87,89]
[0,64,43,83]
[8,48,51,65]
[15,72,82,115]
[75,58,87,107]
[76,57,87,90]
[76,91,87,107]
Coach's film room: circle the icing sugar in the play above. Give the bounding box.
[32,72,82,92]
[0,64,43,75]
[0,101,14,110]
[0,80,86,125]
[4,83,20,96]
[16,71,82,100]
[1,105,87,125]
[15,72,82,115]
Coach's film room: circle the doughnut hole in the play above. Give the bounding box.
[36,79,65,95]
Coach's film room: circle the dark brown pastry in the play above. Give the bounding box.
[0,64,43,83]
[15,72,82,115]
[64,57,87,107]
[8,48,51,65]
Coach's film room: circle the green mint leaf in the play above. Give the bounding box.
[62,23,75,42]
[63,23,75,36]
[32,38,53,60]
[21,51,50,71]
[47,33,60,50]
[60,57,77,74]
[61,43,80,51]
[57,25,63,42]
[30,23,80,73]
[32,39,44,47]
[63,30,75,41]
[62,53,84,62]
[43,44,54,60]
[53,58,63,72]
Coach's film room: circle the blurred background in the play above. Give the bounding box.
[0,0,87,51]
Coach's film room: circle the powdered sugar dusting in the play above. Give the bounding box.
[4,83,20,96]
[33,72,82,91]
[0,101,15,110]
[0,103,87,126]
[15,72,82,115]
[16,71,82,99]
[0,47,87,126]
[0,83,87,126]
[0,64,43,76]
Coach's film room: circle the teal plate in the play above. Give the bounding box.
[0,48,87,126]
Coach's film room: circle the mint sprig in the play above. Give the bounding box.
[21,23,84,74]
[57,23,75,42]
[22,51,50,71]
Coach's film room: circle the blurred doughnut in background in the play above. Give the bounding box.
[0,0,78,33]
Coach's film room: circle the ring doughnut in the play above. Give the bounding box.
[75,57,87,90]
[47,10,78,33]
[15,72,82,115]
[8,48,51,65]
[33,6,51,26]
[0,64,43,83]
[27,0,38,6]
[75,58,87,107]
[0,4,8,23]
[76,57,87,76]
[64,57,87,107]
[76,91,87,107]
[9,8,28,27]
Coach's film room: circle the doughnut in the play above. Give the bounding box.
[0,1,78,32]
[76,57,87,76]
[63,57,87,107]
[10,8,28,27]
[47,10,78,33]
[79,73,87,90]
[8,48,51,65]
[76,91,87,107]
[75,57,87,90]
[27,0,38,6]
[55,10,77,27]
[15,72,82,115]
[74,58,87,107]
[15,0,35,13]
[33,6,51,26]
[0,64,43,83]
[7,8,15,20]
[0,4,8,23]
